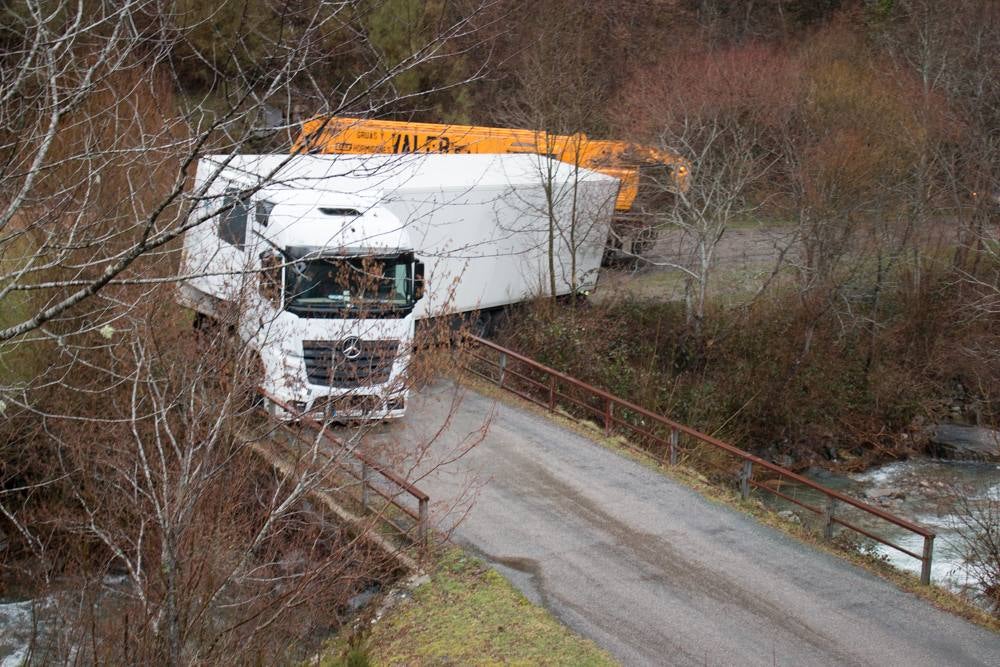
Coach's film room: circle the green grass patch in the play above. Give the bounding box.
[323,547,616,666]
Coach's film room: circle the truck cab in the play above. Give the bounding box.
[178,159,423,421]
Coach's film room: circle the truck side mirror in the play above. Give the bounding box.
[413,261,425,300]
[259,251,282,307]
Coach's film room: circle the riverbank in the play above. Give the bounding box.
[768,458,1000,605]
[320,547,614,666]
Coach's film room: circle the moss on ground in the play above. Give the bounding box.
[323,547,615,667]
[0,284,44,384]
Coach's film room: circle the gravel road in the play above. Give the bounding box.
[370,380,1000,666]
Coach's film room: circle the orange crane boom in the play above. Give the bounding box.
[293,116,690,262]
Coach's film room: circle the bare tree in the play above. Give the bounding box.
[654,116,774,332]
[0,0,494,345]
[489,133,616,302]
[953,487,1000,613]
[0,0,497,661]
[492,1,612,301]
[876,0,999,222]
[617,43,791,333]
[0,288,483,662]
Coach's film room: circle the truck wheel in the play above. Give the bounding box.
[192,312,217,339]
[631,225,659,258]
[219,351,265,414]
[471,310,494,339]
[602,226,626,267]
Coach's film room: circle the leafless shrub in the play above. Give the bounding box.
[1,1,499,661]
[953,490,1000,613]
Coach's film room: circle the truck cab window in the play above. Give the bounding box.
[219,189,249,249]
[284,251,416,318]
[256,199,275,227]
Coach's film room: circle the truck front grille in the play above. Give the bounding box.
[302,339,398,388]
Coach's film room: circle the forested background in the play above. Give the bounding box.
[1,0,999,660]
[289,0,999,468]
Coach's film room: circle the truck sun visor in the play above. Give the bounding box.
[319,207,361,216]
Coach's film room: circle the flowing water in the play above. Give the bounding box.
[764,458,1000,603]
[0,596,55,666]
[0,575,130,665]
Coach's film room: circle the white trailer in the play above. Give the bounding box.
[178,153,618,420]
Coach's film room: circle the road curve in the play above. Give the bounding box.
[370,381,1000,666]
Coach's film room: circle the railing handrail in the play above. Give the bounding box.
[256,389,431,551]
[465,334,937,577]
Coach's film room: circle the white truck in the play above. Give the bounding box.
[177,153,618,420]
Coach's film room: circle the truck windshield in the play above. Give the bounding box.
[285,253,415,317]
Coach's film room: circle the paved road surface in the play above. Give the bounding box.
[369,381,1000,666]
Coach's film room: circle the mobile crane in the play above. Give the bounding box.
[293,117,690,263]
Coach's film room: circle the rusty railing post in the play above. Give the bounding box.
[418,497,429,551]
[604,397,613,436]
[360,462,369,512]
[669,428,679,465]
[498,352,507,387]
[739,460,752,500]
[548,375,556,411]
[921,535,934,585]
[823,497,837,540]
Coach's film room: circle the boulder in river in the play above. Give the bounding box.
[865,487,906,501]
[928,424,1000,461]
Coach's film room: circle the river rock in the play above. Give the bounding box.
[770,454,795,469]
[865,487,905,501]
[777,510,801,525]
[928,424,1000,461]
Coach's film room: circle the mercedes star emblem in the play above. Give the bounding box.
[341,336,362,360]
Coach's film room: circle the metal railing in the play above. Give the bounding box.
[258,389,430,550]
[464,334,936,585]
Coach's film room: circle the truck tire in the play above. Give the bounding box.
[193,314,264,413]
[631,225,659,258]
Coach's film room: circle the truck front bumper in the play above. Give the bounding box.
[263,386,407,422]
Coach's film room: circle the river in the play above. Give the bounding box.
[765,457,1000,605]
